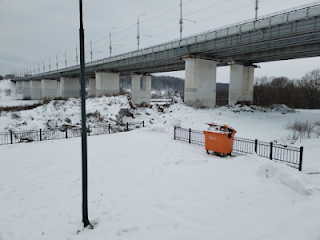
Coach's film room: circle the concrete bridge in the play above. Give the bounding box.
[12,2,320,106]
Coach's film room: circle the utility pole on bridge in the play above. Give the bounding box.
[180,0,183,40]
[255,0,259,21]
[137,14,145,51]
[109,27,116,57]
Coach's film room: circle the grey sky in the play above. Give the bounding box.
[0,0,319,82]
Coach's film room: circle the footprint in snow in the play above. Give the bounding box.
[116,226,139,235]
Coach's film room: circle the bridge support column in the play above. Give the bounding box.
[41,79,58,99]
[89,78,96,97]
[60,77,79,98]
[22,81,31,99]
[184,58,217,107]
[228,65,254,105]
[95,72,120,97]
[30,80,42,100]
[131,74,151,106]
[16,81,23,99]
[56,80,61,98]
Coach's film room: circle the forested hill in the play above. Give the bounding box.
[120,75,228,92]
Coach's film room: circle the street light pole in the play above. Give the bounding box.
[79,0,91,228]
[137,14,145,51]
[109,27,116,57]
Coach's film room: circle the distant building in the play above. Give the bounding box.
[5,74,15,79]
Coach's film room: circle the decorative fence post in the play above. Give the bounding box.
[142,121,144,128]
[270,142,273,160]
[174,126,176,140]
[254,139,258,153]
[88,125,90,136]
[108,124,111,134]
[40,129,42,141]
[10,131,13,144]
[126,122,129,131]
[189,128,191,144]
[66,129,68,139]
[299,146,304,172]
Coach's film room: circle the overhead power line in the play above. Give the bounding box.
[24,0,267,73]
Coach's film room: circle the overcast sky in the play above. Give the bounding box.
[1,0,319,82]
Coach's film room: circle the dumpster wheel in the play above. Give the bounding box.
[206,150,231,157]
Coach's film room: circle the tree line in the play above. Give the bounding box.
[120,75,228,93]
[120,75,185,92]
[254,69,320,109]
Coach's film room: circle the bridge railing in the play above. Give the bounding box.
[113,1,320,58]
[174,126,304,171]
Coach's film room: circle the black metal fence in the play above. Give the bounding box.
[0,121,144,146]
[174,127,303,171]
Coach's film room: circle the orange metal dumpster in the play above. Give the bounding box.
[203,123,236,157]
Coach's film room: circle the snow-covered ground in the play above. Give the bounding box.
[1,81,320,239]
[0,80,16,100]
[1,129,320,240]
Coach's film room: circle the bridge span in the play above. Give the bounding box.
[13,2,320,107]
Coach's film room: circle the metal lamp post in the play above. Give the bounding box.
[79,0,91,228]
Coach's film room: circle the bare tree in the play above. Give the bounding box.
[297,69,320,109]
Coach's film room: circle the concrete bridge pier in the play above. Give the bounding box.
[16,81,23,99]
[228,65,254,106]
[22,81,31,99]
[60,77,79,98]
[131,74,151,106]
[56,80,61,98]
[41,79,58,99]
[95,72,120,97]
[89,78,96,97]
[184,58,217,107]
[30,80,42,100]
